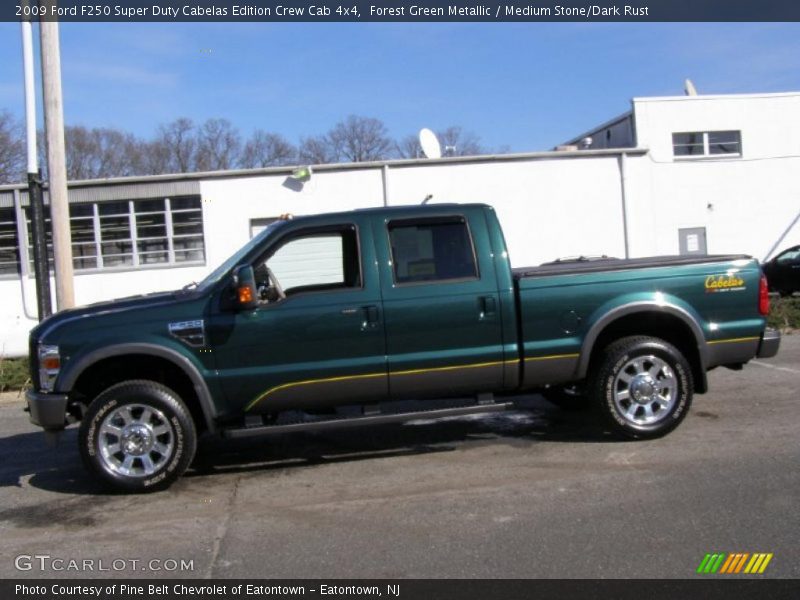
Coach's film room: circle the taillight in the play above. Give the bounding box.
[759,273,770,316]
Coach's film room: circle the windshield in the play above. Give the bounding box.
[192,220,285,292]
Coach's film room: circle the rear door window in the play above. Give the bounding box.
[388,217,478,284]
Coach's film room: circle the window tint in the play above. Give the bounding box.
[388,218,478,284]
[776,248,800,264]
[260,227,360,297]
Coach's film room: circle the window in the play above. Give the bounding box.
[388,217,478,284]
[776,248,800,265]
[0,208,20,276]
[255,226,360,300]
[23,195,205,272]
[672,131,741,158]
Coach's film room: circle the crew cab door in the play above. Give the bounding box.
[372,207,505,399]
[209,216,387,415]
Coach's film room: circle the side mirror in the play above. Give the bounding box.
[232,264,258,310]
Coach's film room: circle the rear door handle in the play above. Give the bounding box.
[362,305,379,330]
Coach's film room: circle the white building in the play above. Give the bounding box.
[1,90,798,357]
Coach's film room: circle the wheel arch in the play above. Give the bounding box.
[578,302,708,394]
[60,343,218,433]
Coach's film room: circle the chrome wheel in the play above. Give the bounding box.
[97,404,175,478]
[613,355,678,426]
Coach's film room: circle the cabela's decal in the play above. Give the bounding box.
[705,274,746,293]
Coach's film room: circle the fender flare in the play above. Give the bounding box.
[577,301,708,381]
[58,343,218,432]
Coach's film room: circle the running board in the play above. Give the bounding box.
[223,401,515,439]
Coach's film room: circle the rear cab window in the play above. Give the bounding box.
[388,216,479,284]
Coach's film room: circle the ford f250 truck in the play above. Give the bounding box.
[26,204,780,491]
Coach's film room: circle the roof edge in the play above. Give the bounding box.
[0,147,649,193]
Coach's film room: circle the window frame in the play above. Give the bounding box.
[386,215,480,287]
[252,222,364,304]
[672,130,742,160]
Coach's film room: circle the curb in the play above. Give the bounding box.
[0,392,25,405]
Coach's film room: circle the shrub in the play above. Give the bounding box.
[767,296,800,332]
[0,356,30,393]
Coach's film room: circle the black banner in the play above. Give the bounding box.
[6,0,800,22]
[4,580,800,600]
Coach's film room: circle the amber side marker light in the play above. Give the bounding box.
[41,356,61,370]
[238,285,254,304]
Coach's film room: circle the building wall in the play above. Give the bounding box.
[386,156,626,266]
[628,93,800,258]
[199,169,386,266]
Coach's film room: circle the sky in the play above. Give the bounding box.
[1,22,799,152]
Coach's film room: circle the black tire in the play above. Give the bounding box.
[541,385,590,411]
[79,380,197,492]
[588,336,693,440]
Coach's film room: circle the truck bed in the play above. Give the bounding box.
[513,254,752,279]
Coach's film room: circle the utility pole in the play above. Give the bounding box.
[39,2,75,310]
[21,11,52,319]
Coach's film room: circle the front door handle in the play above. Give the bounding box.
[479,296,496,319]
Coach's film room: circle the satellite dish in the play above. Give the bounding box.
[419,128,442,159]
[684,78,698,96]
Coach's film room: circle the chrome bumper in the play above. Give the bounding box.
[26,389,69,431]
[757,328,781,359]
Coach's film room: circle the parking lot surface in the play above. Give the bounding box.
[1,336,798,579]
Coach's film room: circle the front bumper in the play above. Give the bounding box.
[757,328,781,359]
[26,390,69,431]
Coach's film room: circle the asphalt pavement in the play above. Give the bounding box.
[0,336,798,579]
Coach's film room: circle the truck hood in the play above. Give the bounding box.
[31,290,184,342]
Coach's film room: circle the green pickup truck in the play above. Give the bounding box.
[26,203,780,491]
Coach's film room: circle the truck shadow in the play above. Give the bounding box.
[187,396,618,480]
[6,396,618,495]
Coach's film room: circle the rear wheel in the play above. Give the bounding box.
[589,336,693,439]
[79,380,197,492]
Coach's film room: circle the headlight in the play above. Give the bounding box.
[37,344,61,393]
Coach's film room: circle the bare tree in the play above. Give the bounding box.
[153,118,197,173]
[0,111,25,184]
[395,134,423,159]
[328,115,393,162]
[240,130,296,168]
[132,138,170,176]
[64,126,139,180]
[438,126,484,156]
[298,135,337,165]
[196,118,241,171]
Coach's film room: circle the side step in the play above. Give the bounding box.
[223,401,515,439]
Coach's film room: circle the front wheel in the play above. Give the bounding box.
[79,380,197,492]
[589,336,693,439]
